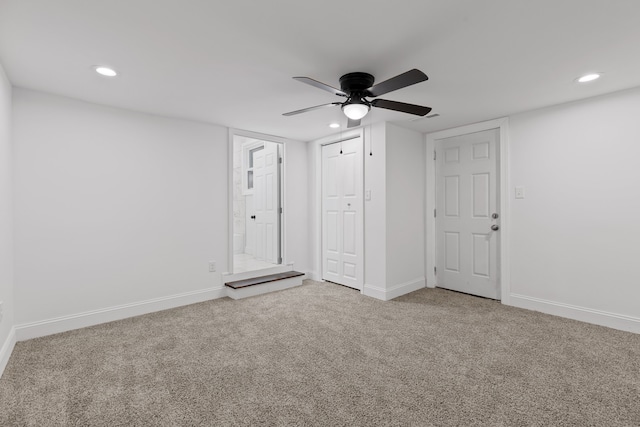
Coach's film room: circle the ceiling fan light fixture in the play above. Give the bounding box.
[342,103,370,120]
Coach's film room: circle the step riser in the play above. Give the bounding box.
[227,276,304,300]
[222,263,294,283]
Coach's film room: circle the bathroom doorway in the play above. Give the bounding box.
[232,135,283,273]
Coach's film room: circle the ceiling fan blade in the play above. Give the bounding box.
[283,102,341,116]
[293,77,347,97]
[347,118,361,128]
[371,99,432,116]
[366,69,428,97]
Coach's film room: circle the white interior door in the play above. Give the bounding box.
[435,129,500,299]
[245,195,254,255]
[253,142,280,264]
[322,137,364,290]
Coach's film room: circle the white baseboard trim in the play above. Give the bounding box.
[509,294,640,334]
[364,277,426,301]
[363,283,386,300]
[387,277,426,300]
[0,327,16,379]
[15,286,227,342]
[307,271,322,281]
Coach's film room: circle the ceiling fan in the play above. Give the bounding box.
[283,69,432,128]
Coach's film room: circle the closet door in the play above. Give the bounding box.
[322,137,363,290]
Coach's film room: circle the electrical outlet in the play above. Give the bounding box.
[209,261,216,272]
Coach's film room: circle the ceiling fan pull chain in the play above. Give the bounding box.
[368,111,373,156]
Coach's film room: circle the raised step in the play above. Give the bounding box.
[222,263,294,284]
[225,271,305,300]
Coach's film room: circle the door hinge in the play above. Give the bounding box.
[433,151,436,161]
[434,266,437,275]
[280,207,283,214]
[279,157,283,164]
[434,209,436,218]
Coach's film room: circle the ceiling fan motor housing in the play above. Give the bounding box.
[339,72,375,95]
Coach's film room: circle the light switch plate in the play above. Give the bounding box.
[515,186,525,199]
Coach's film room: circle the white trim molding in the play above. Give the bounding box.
[425,117,511,302]
[510,294,640,334]
[0,327,16,379]
[307,271,322,281]
[15,286,227,341]
[363,283,386,300]
[364,277,425,301]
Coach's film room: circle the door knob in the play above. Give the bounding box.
[251,215,256,220]
[491,224,499,231]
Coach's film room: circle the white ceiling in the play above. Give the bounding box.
[1,0,639,141]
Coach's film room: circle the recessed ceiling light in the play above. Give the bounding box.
[329,123,340,128]
[576,73,601,83]
[94,66,118,77]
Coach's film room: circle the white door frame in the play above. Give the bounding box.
[425,117,511,303]
[227,128,291,275]
[320,136,364,291]
[311,128,365,288]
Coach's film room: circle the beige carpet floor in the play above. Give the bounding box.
[1,280,639,426]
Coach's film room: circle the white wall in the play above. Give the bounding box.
[13,89,229,330]
[385,124,425,293]
[283,140,309,272]
[363,123,387,294]
[508,87,640,330]
[0,62,15,373]
[310,123,425,301]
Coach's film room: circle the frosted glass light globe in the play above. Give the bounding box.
[342,103,370,120]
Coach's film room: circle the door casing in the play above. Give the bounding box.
[227,128,289,275]
[310,128,365,286]
[321,137,364,290]
[426,118,511,304]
